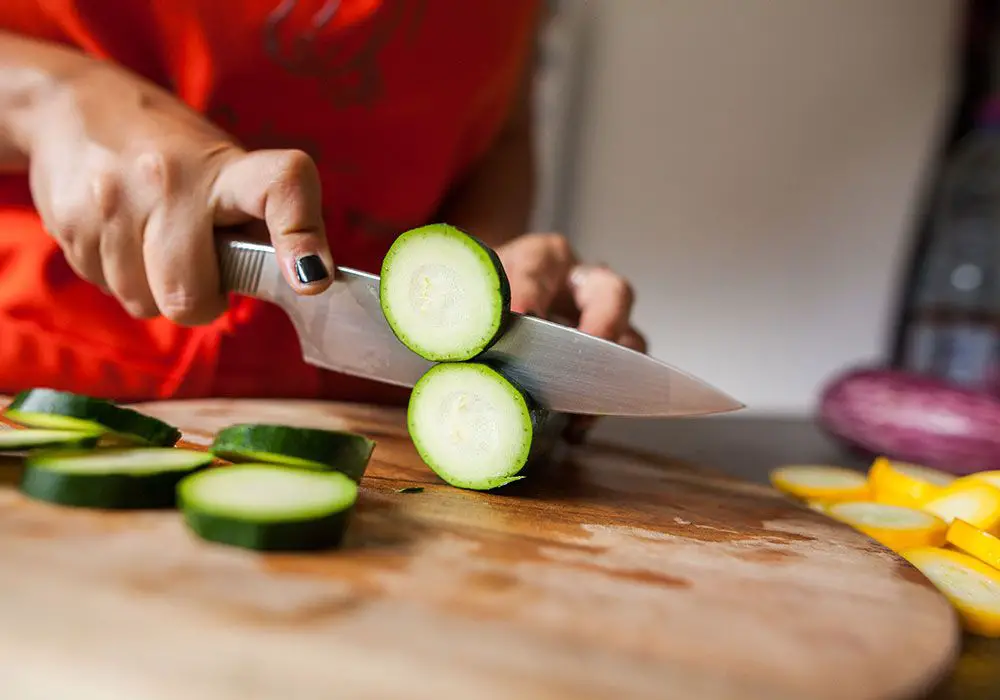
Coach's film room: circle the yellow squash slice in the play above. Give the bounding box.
[966,471,1000,490]
[867,457,955,508]
[946,518,1000,572]
[921,479,1000,532]
[826,501,946,552]
[901,547,1000,637]
[769,464,869,503]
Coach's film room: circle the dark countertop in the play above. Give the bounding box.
[592,414,1000,700]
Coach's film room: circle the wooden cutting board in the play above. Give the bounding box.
[0,398,959,700]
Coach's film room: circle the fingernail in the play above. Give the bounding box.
[295,255,329,284]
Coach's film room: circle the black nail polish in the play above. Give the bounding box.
[295,255,329,284]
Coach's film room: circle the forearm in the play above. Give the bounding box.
[438,119,535,249]
[0,30,97,172]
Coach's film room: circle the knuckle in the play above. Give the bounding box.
[156,288,222,326]
[135,149,180,196]
[545,233,573,260]
[90,170,121,219]
[274,149,318,184]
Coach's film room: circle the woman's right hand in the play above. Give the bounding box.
[21,57,335,325]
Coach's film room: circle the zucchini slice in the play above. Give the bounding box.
[178,465,358,551]
[407,361,553,491]
[379,223,511,362]
[4,389,181,446]
[20,447,214,509]
[0,428,103,452]
[210,424,375,482]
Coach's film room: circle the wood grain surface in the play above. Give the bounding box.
[0,398,960,700]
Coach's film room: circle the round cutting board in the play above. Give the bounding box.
[0,398,959,700]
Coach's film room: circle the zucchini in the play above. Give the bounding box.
[407,361,557,491]
[178,465,358,551]
[5,389,181,446]
[0,428,103,452]
[379,223,511,362]
[20,447,213,509]
[210,424,374,482]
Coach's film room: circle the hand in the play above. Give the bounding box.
[23,60,334,325]
[494,233,647,443]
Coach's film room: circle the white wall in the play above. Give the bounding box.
[561,0,961,416]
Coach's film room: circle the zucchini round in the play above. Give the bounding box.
[5,389,181,446]
[20,447,214,509]
[210,424,375,482]
[178,465,358,551]
[379,223,511,362]
[0,428,103,452]
[407,362,548,491]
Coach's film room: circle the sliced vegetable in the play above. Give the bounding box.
[178,465,357,551]
[901,547,1000,637]
[769,464,870,503]
[210,424,374,482]
[826,501,947,552]
[967,471,1000,490]
[379,223,511,362]
[817,366,1000,474]
[868,456,955,508]
[0,428,103,452]
[920,479,1000,531]
[20,447,213,509]
[4,389,181,446]
[408,361,550,491]
[946,518,1000,572]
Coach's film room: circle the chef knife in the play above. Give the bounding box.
[217,238,743,418]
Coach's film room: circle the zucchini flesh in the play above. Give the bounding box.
[0,428,103,452]
[407,362,553,491]
[379,223,511,362]
[20,447,214,509]
[178,465,358,551]
[210,424,374,482]
[5,389,181,447]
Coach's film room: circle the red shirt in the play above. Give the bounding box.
[0,0,539,404]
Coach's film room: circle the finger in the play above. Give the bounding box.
[100,210,159,319]
[619,325,648,354]
[569,264,635,341]
[143,199,227,326]
[502,233,576,317]
[211,149,333,295]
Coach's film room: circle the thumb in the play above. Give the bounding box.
[211,149,334,294]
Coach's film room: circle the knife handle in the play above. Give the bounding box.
[216,237,280,300]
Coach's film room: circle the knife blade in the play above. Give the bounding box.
[217,238,743,418]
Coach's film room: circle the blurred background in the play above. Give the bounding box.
[530,0,987,419]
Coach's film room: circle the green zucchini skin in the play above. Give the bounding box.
[379,223,512,362]
[177,465,358,552]
[181,509,352,552]
[408,361,565,491]
[5,389,182,447]
[0,428,103,452]
[210,424,375,482]
[20,448,214,510]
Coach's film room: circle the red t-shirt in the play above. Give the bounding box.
[0,0,539,404]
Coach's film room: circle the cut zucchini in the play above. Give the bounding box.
[210,424,374,482]
[901,547,1000,637]
[407,361,552,491]
[178,465,358,551]
[20,447,213,509]
[769,464,870,503]
[379,223,511,362]
[868,457,955,509]
[5,389,181,446]
[826,501,947,552]
[0,428,103,452]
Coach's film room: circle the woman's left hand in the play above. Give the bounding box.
[494,232,647,442]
